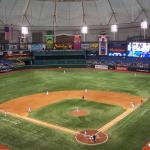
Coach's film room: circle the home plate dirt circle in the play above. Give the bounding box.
[75,130,108,145]
[70,109,88,117]
[0,144,11,150]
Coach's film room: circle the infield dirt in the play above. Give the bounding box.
[0,90,141,116]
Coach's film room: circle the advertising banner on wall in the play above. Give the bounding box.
[99,34,108,55]
[136,68,150,72]
[116,66,128,71]
[95,65,108,70]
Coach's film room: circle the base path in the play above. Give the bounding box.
[0,90,142,137]
[98,108,135,132]
[2,112,77,135]
[0,90,141,116]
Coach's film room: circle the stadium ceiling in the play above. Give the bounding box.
[0,0,149,29]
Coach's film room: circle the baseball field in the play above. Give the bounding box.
[0,69,150,150]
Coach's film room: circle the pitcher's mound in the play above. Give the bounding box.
[0,144,11,150]
[75,130,108,145]
[70,109,88,117]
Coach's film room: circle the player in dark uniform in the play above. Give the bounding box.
[93,134,96,142]
[82,95,85,100]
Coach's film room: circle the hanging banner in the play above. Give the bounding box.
[99,34,108,55]
[55,34,73,49]
[73,35,81,49]
[46,35,54,49]
[19,35,28,50]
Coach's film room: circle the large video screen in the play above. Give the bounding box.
[128,42,150,58]
[108,41,127,56]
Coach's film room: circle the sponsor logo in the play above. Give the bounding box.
[116,67,128,71]
[95,65,108,70]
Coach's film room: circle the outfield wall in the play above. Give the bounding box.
[94,65,150,73]
[32,51,86,66]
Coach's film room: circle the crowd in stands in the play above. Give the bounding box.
[0,53,150,73]
[0,59,13,73]
[88,56,150,68]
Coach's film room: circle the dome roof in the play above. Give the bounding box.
[0,0,149,29]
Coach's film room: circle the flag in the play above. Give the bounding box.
[5,26,9,41]
[9,24,13,41]
[4,24,13,41]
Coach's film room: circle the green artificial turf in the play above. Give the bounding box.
[0,69,150,104]
[0,69,150,150]
[29,99,124,130]
[0,98,150,150]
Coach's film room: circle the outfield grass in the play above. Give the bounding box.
[0,69,150,150]
[0,69,150,104]
[29,99,124,130]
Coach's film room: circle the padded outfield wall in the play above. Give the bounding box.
[32,50,87,67]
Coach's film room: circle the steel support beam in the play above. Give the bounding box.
[107,0,117,23]
[22,0,31,25]
[135,0,150,20]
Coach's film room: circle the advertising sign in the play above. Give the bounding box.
[95,65,108,70]
[108,41,127,56]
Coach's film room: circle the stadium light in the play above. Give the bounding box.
[141,21,148,29]
[111,24,118,33]
[81,25,88,42]
[81,25,88,34]
[21,26,28,35]
[141,21,148,39]
[111,24,118,40]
